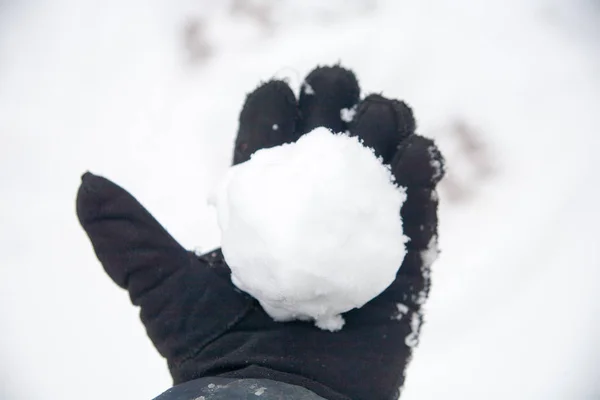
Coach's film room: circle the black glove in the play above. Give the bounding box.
[76,65,444,400]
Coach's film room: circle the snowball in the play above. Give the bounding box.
[209,127,408,331]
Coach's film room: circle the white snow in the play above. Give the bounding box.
[303,81,315,95]
[1,1,599,399]
[428,146,443,183]
[210,127,408,331]
[340,107,356,123]
[405,312,422,348]
[393,303,410,321]
[271,123,278,130]
[420,235,439,271]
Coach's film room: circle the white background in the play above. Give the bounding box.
[1,0,599,398]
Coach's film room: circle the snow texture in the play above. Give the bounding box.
[303,81,315,95]
[405,312,422,348]
[420,235,439,270]
[428,146,443,183]
[340,107,356,123]
[393,303,410,321]
[210,127,408,331]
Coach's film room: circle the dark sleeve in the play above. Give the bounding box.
[154,377,327,400]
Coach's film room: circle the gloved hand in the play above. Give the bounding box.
[76,65,444,400]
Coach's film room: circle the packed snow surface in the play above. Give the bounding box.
[210,127,408,331]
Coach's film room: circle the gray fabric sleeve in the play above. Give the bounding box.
[153,377,328,400]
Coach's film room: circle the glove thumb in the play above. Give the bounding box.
[76,172,190,303]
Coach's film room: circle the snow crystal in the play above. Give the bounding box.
[340,107,356,123]
[405,311,422,347]
[428,145,443,182]
[272,124,279,131]
[414,289,427,306]
[254,387,266,396]
[406,235,439,309]
[315,314,346,331]
[392,303,410,321]
[421,235,439,270]
[303,81,315,95]
[210,127,408,331]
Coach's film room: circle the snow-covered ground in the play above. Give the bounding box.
[1,0,599,399]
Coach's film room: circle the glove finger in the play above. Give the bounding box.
[391,135,445,189]
[297,65,360,135]
[348,94,415,164]
[380,137,444,304]
[233,80,299,165]
[76,172,190,299]
[391,135,444,252]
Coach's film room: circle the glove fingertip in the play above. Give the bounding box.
[234,80,299,165]
[76,172,189,292]
[391,135,445,188]
[76,172,127,225]
[297,65,360,135]
[348,94,415,164]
